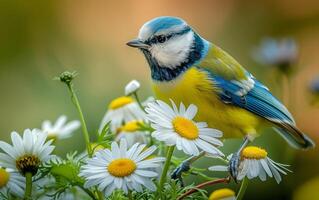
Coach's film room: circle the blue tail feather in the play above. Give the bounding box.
[205,69,315,149]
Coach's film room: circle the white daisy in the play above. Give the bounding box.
[145,100,224,156]
[209,146,291,184]
[0,129,55,176]
[41,115,80,140]
[116,120,147,147]
[99,96,146,132]
[208,188,236,200]
[79,139,165,197]
[125,80,141,96]
[0,167,25,198]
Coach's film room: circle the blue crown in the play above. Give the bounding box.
[144,16,186,34]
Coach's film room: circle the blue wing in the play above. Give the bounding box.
[205,70,295,125]
[200,68,314,149]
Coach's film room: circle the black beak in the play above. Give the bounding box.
[126,39,150,49]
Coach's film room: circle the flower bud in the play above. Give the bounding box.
[57,71,77,85]
[125,80,140,95]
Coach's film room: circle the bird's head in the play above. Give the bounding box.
[127,16,209,81]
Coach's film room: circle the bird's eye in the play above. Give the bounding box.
[157,35,167,43]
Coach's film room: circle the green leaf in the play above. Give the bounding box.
[50,162,84,184]
[98,121,111,141]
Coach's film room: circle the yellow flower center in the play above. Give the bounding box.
[209,188,235,200]
[0,168,10,188]
[107,158,136,177]
[108,96,134,110]
[117,120,143,133]
[16,155,41,175]
[172,116,198,140]
[241,146,268,159]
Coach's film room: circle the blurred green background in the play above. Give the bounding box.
[0,0,318,199]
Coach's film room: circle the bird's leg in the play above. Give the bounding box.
[229,136,250,182]
[171,151,205,186]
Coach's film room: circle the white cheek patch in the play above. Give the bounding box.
[150,31,194,69]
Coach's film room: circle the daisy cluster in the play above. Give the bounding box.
[0,116,79,198]
[0,78,293,200]
[81,80,291,199]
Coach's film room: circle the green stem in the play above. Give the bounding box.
[128,190,133,200]
[133,92,145,112]
[236,177,249,200]
[157,146,175,198]
[66,81,102,200]
[67,83,93,157]
[24,172,33,200]
[97,191,104,200]
[77,184,98,200]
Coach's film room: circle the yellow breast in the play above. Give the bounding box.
[152,67,263,139]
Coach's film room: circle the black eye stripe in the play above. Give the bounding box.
[147,27,191,44]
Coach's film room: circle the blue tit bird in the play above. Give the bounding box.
[127,16,315,181]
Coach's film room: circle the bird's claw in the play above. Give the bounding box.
[171,161,191,186]
[229,153,240,183]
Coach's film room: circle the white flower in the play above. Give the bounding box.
[145,100,224,156]
[80,139,165,197]
[99,96,146,132]
[208,188,236,200]
[41,115,80,140]
[209,146,291,184]
[0,167,25,198]
[116,120,147,147]
[125,80,141,96]
[0,129,55,176]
